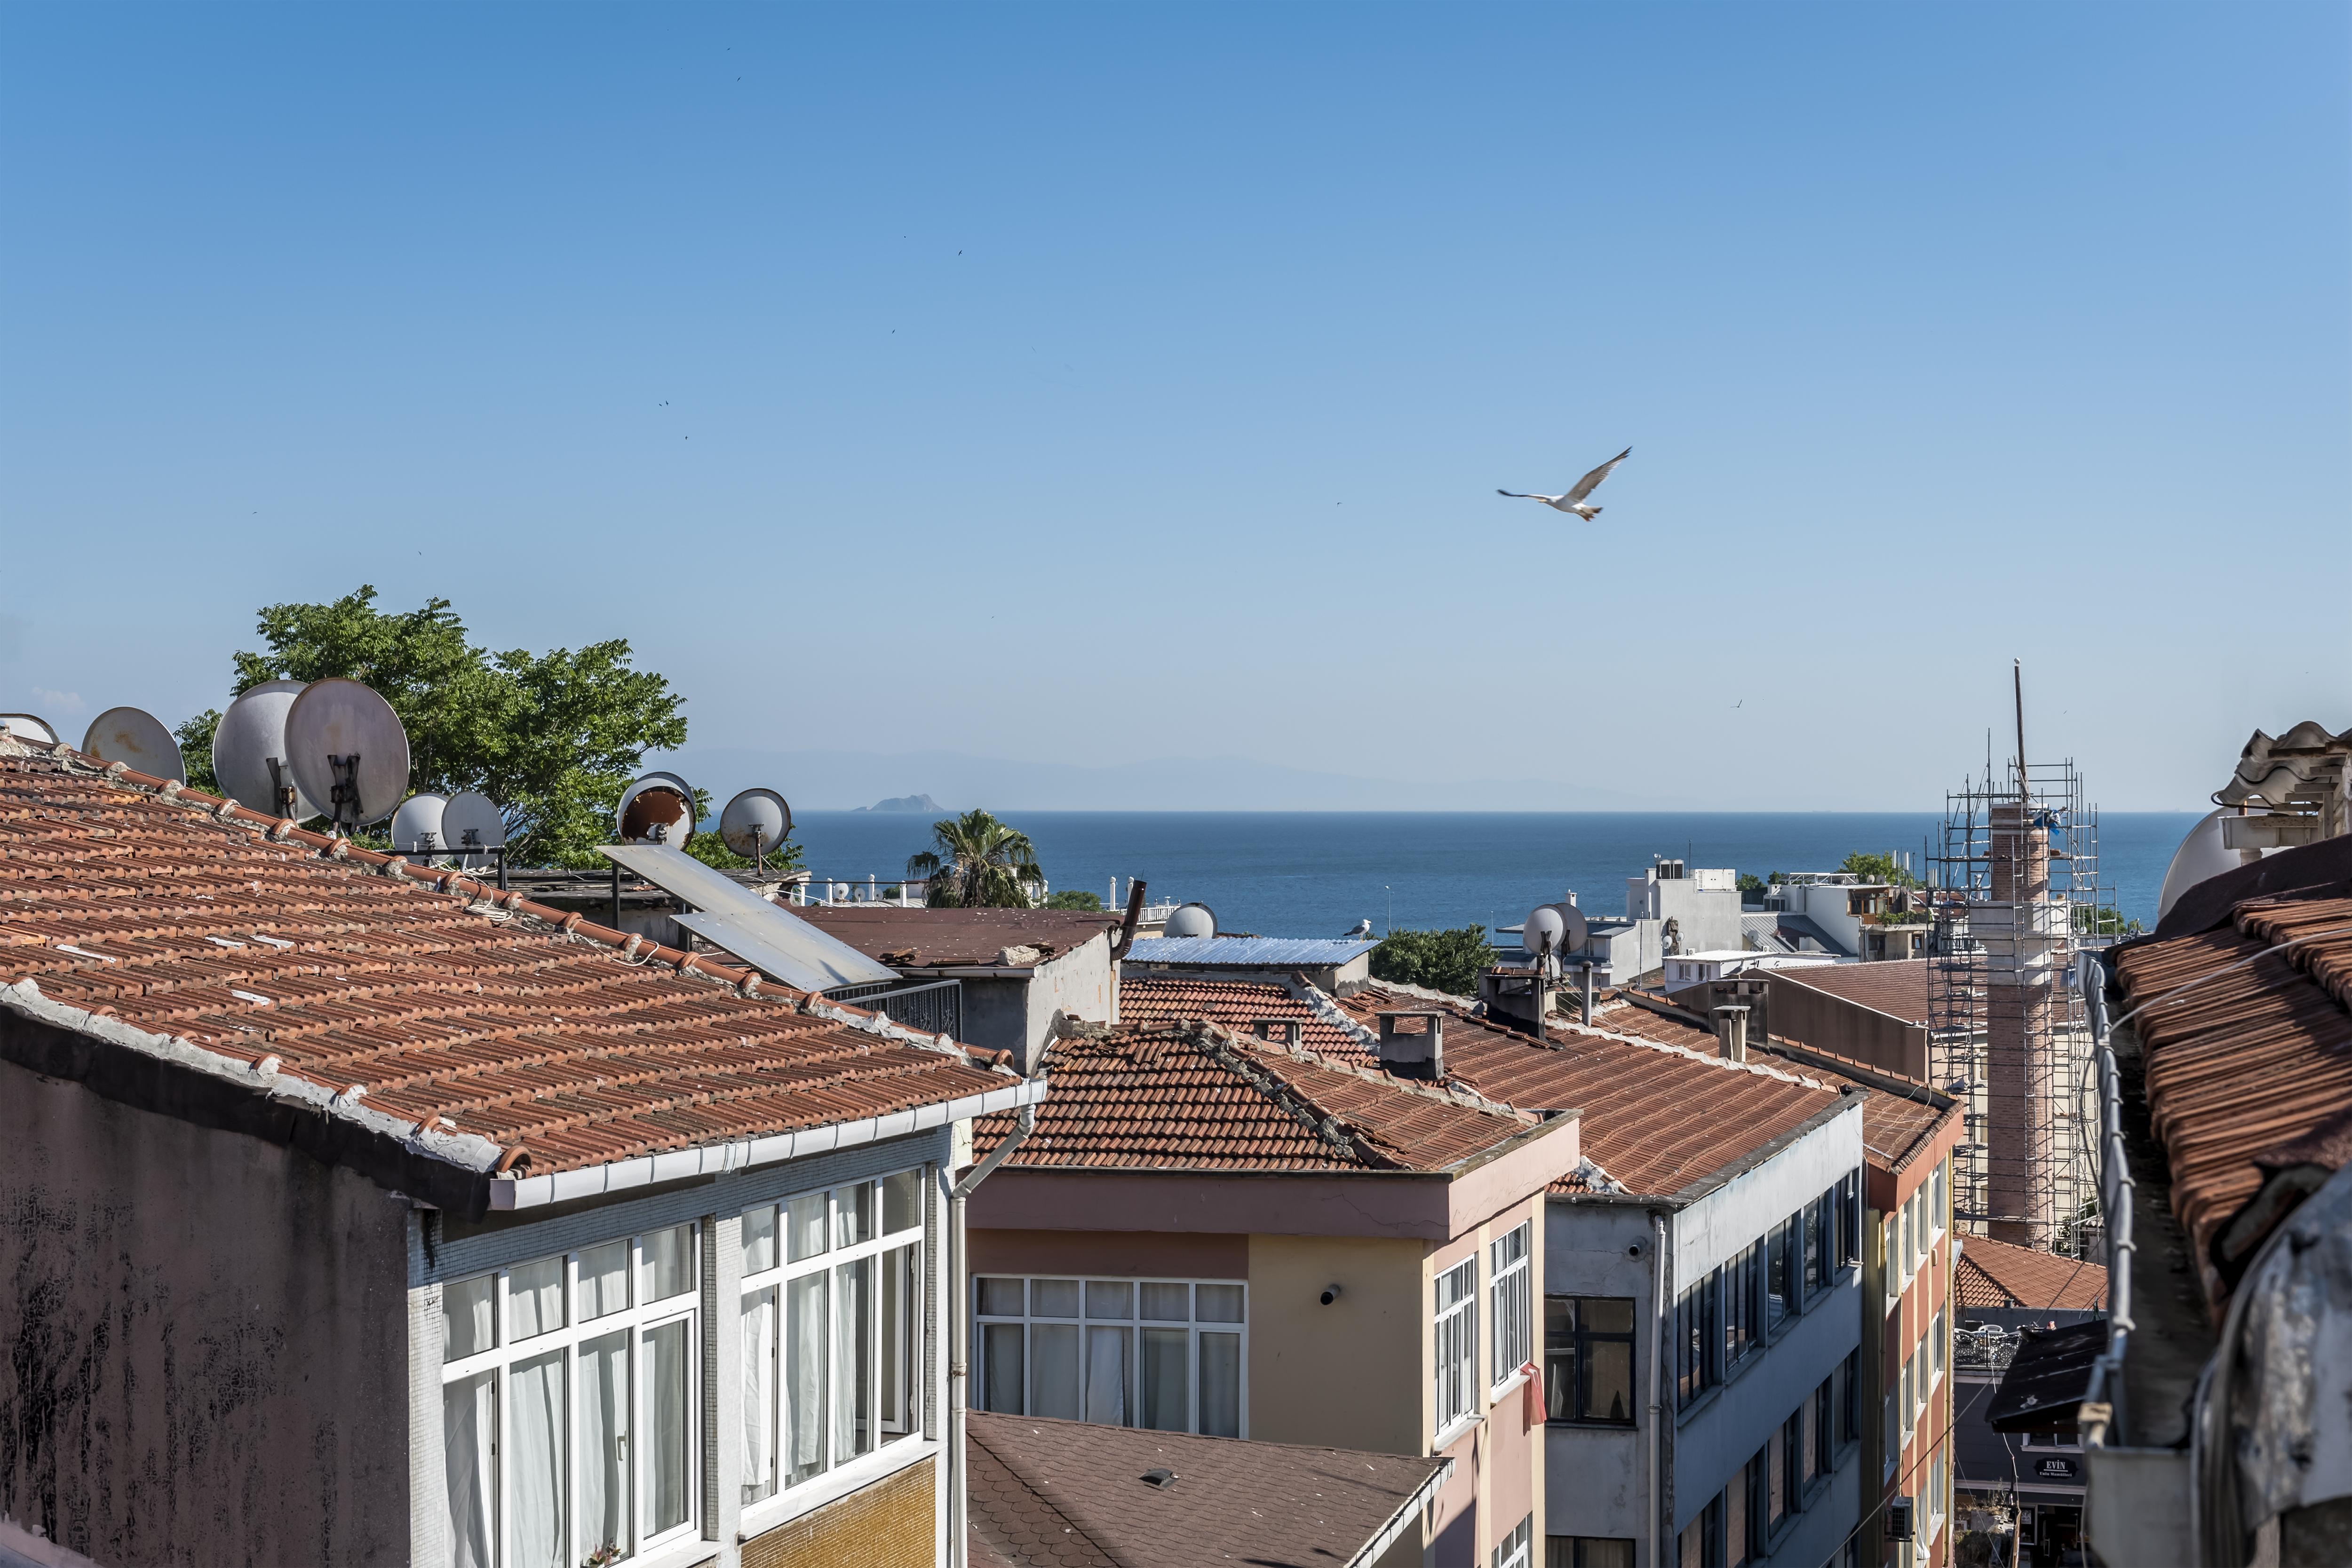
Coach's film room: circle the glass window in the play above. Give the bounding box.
[975,1275,1246,1437]
[1491,1513,1533,1568]
[1722,1244,1759,1369]
[1766,1220,1794,1328]
[443,1372,495,1568]
[1781,1411,1804,1516]
[1490,1223,1533,1388]
[1675,1272,1721,1409]
[741,1206,779,1276]
[1435,1258,1478,1435]
[444,1275,496,1360]
[509,1257,564,1341]
[580,1240,631,1322]
[836,1181,874,1249]
[1546,1537,1635,1568]
[786,1191,827,1262]
[1803,1198,1825,1296]
[1546,1296,1635,1425]
[882,1169,922,1236]
[644,1224,695,1302]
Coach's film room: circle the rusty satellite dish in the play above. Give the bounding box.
[284,679,413,831]
[617,771,696,845]
[82,706,188,785]
[212,680,318,818]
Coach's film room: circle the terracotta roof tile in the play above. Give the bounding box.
[796,905,1120,968]
[1774,958,1932,1025]
[1755,1042,1960,1173]
[1956,1236,2108,1312]
[1116,974,1370,1061]
[0,746,1012,1184]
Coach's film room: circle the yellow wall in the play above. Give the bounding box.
[1246,1233,1426,1457]
[741,1457,936,1568]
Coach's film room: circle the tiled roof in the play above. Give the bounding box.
[0,743,1016,1198]
[794,905,1120,968]
[1773,959,1932,1025]
[1956,1236,2109,1312]
[1115,974,1370,1061]
[1330,984,1844,1200]
[1586,991,1724,1051]
[972,1020,1537,1174]
[1121,936,1377,967]
[1756,1042,1959,1174]
[966,1412,1444,1568]
[2111,894,2352,1313]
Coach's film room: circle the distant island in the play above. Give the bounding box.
[855,793,942,814]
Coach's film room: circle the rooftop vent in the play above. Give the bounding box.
[1163,902,1216,940]
[1711,1004,1750,1064]
[1140,1468,1176,1490]
[1250,1018,1303,1046]
[1377,1011,1445,1079]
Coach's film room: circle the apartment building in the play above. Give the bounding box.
[0,742,1038,1567]
[960,1011,1579,1565]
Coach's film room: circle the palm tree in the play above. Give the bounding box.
[906,809,1045,908]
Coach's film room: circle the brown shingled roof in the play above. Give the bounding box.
[1957,1236,2108,1312]
[966,1412,1445,1568]
[1773,959,1931,1025]
[1116,974,1369,1061]
[1331,984,1844,1200]
[1756,1041,1960,1174]
[971,1020,1538,1174]
[797,905,1120,968]
[0,743,1013,1197]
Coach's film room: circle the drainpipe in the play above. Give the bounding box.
[1108,878,1147,962]
[1648,1210,1667,1568]
[947,1102,1036,1568]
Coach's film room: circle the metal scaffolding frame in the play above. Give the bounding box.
[1929,751,2108,1256]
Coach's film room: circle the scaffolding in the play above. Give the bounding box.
[1929,751,2108,1256]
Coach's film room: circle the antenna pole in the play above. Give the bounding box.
[2013,659,2027,804]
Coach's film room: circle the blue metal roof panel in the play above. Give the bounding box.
[1123,936,1380,966]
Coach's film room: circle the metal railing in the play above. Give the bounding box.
[826,978,962,1038]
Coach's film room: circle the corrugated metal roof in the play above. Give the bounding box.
[1122,936,1378,967]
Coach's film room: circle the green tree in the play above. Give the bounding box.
[1839,852,1919,888]
[1736,872,1770,900]
[173,586,688,867]
[907,810,1045,908]
[1369,927,1497,998]
[1045,889,1104,911]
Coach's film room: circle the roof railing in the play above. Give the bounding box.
[2077,945,2135,1449]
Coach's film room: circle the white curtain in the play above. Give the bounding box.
[742,1289,776,1503]
[509,1352,565,1568]
[646,1321,690,1535]
[579,1331,628,1558]
[1140,1329,1188,1432]
[579,1242,629,1322]
[1030,1325,1078,1419]
[445,1278,496,1360]
[1198,1332,1240,1438]
[443,1374,495,1568]
[834,1258,873,1460]
[1085,1326,1130,1426]
[509,1260,564,1341]
[787,1273,828,1481]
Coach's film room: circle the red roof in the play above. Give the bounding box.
[1116,974,1370,1061]
[796,905,1120,968]
[973,1020,1538,1174]
[1757,1042,1960,1174]
[1956,1236,2108,1312]
[1331,984,1844,1199]
[0,744,1014,1196]
[1773,959,1932,1025]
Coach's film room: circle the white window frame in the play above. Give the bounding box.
[971,1274,1248,1437]
[1490,1511,1533,1568]
[438,1223,705,1568]
[1435,1256,1478,1439]
[1489,1222,1533,1393]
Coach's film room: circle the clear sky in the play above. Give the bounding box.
[3,3,2345,811]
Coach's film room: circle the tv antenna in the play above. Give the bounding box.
[720,787,792,875]
[211,680,318,818]
[617,771,695,845]
[283,679,413,835]
[81,707,188,784]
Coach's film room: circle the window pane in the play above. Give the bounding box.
[881,1243,919,1441]
[646,1225,696,1301]
[509,1258,564,1341]
[742,1205,779,1275]
[1200,1331,1241,1438]
[739,1291,775,1505]
[834,1257,874,1461]
[1196,1283,1244,1323]
[787,1192,828,1262]
[444,1275,495,1360]
[646,1319,691,1534]
[1033,1278,1081,1318]
[1588,1338,1632,1423]
[1140,1283,1190,1321]
[1085,1325,1132,1425]
[509,1349,565,1568]
[1086,1280,1134,1321]
[580,1241,630,1321]
[1140,1329,1189,1432]
[442,1372,495,1568]
[787,1271,830,1482]
[977,1276,1024,1317]
[581,1330,631,1551]
[837,1182,874,1248]
[1032,1323,1081,1419]
[981,1323,1026,1415]
[1583,1298,1634,1335]
[882,1169,922,1235]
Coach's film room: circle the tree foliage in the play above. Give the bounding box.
[173,586,690,867]
[907,810,1045,908]
[1736,871,1770,900]
[1045,889,1104,911]
[1369,926,1496,998]
[1839,852,1919,888]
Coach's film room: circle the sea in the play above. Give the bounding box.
[784,811,2202,938]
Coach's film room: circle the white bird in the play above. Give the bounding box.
[1497,446,1631,520]
[1341,918,1373,939]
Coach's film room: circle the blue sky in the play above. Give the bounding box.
[3,3,2345,810]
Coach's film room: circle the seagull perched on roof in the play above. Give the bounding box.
[1497,446,1631,520]
[1341,919,1373,939]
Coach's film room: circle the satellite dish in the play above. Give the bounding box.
[617,771,696,845]
[81,707,188,785]
[439,791,507,867]
[1164,902,1217,940]
[720,788,792,863]
[0,713,60,744]
[1523,906,1565,957]
[391,794,449,855]
[2155,808,2249,926]
[284,679,413,830]
[212,681,318,817]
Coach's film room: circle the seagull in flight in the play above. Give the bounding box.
[1341,918,1373,939]
[1498,446,1631,520]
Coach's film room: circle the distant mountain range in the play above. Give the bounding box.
[658,746,1685,813]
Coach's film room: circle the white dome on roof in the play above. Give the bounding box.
[2155,808,2246,926]
[1164,902,1216,939]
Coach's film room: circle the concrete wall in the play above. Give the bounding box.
[958,933,1115,1071]
[1247,1235,1424,1456]
[1767,978,1929,1080]
[0,1060,412,1567]
[1544,1202,1655,1550]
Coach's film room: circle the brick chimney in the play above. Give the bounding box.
[1376,1012,1445,1079]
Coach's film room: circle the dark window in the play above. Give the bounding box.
[1803,1196,1826,1296]
[1700,1493,1724,1568]
[1721,1244,1760,1370]
[1836,1348,1859,1446]
[1781,1411,1804,1516]
[1766,1218,1797,1327]
[1813,1378,1835,1476]
[1546,1539,1634,1568]
[1838,1170,1863,1267]
[1547,1296,1636,1425]
[1674,1276,1719,1410]
[1746,1444,1772,1554]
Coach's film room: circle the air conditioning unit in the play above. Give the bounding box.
[1887,1496,1914,1542]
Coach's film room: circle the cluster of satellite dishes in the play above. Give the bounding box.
[1520,900,1589,976]
[5,681,795,875]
